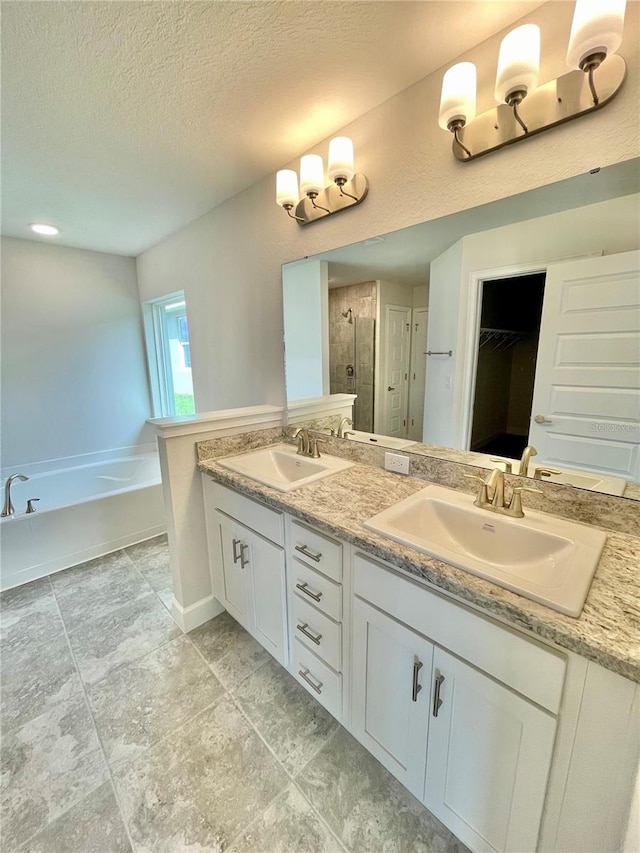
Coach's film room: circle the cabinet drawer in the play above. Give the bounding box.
[354,553,566,714]
[206,479,284,546]
[289,520,342,581]
[292,595,341,671]
[293,640,342,720]
[290,558,342,622]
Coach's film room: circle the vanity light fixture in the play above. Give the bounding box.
[30,223,59,236]
[276,137,369,226]
[439,0,627,161]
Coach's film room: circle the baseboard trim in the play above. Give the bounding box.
[171,594,224,632]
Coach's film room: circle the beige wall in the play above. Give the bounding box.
[136,1,639,414]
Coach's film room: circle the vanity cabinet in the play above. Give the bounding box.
[200,475,638,853]
[202,478,288,666]
[351,552,563,853]
[424,647,557,853]
[287,519,346,720]
[351,596,433,797]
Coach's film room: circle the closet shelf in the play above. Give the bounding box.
[479,328,525,352]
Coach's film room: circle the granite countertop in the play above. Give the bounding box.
[198,455,640,684]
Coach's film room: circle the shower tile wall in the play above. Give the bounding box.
[328,283,376,432]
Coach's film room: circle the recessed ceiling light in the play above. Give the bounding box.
[363,237,385,246]
[30,223,59,236]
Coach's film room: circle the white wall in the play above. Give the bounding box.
[1,237,154,468]
[283,259,328,401]
[425,192,640,449]
[135,1,640,417]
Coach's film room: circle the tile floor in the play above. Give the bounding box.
[1,535,468,852]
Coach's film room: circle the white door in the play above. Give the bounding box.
[383,305,411,437]
[424,648,557,853]
[215,511,249,628]
[530,251,640,479]
[408,308,428,441]
[351,597,433,798]
[248,532,288,666]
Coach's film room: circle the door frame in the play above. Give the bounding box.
[460,262,547,451]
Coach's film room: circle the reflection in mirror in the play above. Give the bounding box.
[282,160,640,499]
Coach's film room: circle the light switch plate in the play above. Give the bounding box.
[384,452,410,475]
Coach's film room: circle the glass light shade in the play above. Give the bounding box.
[494,24,540,103]
[438,62,477,130]
[566,0,626,69]
[328,137,355,183]
[276,170,299,208]
[299,154,325,196]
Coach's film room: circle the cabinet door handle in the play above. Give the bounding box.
[295,582,323,602]
[296,622,322,645]
[298,668,323,694]
[295,544,322,563]
[432,673,445,717]
[232,538,242,564]
[412,657,423,702]
[240,543,249,569]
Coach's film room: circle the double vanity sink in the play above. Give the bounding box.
[215,442,606,617]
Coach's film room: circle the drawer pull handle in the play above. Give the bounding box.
[295,544,322,563]
[297,622,322,645]
[299,668,323,694]
[433,673,445,717]
[232,538,242,564]
[412,657,423,703]
[239,543,249,569]
[295,582,323,602]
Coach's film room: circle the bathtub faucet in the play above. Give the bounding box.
[2,473,29,517]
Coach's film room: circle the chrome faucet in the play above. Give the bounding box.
[2,473,29,517]
[336,416,354,439]
[465,469,542,518]
[518,445,538,476]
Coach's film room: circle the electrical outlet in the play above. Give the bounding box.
[384,452,410,475]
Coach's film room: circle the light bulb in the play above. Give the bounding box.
[276,170,299,208]
[567,0,627,69]
[30,223,59,236]
[494,24,540,104]
[328,137,355,184]
[438,63,477,130]
[299,155,325,197]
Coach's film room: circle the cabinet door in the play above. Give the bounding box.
[351,597,433,798]
[424,647,557,853]
[248,532,288,667]
[215,511,249,628]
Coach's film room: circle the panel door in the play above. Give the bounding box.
[248,531,288,666]
[424,647,557,853]
[351,597,433,798]
[215,511,249,628]
[383,306,411,437]
[529,250,640,479]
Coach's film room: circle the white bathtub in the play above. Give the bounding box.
[1,452,166,590]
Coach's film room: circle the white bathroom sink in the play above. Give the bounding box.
[216,443,354,492]
[364,484,606,616]
[473,454,627,496]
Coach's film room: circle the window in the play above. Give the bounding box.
[143,291,195,416]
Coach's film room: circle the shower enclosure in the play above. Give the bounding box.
[328,284,376,432]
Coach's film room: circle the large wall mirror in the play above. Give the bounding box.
[282,159,640,500]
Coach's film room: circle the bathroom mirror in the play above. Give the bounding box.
[282,159,640,499]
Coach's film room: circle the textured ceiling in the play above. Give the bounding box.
[2,0,546,256]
